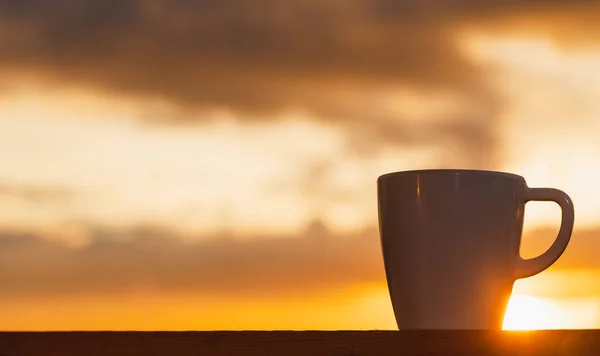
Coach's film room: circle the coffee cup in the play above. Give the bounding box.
[377,169,574,329]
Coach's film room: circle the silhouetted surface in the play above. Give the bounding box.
[0,331,598,355]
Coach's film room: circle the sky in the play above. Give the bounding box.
[1,0,600,330]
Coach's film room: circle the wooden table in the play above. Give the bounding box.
[0,331,598,355]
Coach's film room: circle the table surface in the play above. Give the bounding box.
[1,330,598,355]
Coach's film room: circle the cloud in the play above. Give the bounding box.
[1,1,598,167]
[0,182,74,203]
[0,3,569,167]
[0,221,383,297]
[0,222,598,298]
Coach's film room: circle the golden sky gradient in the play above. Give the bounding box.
[1,0,600,330]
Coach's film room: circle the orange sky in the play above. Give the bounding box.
[1,0,600,330]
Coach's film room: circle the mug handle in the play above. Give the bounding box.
[514,187,575,279]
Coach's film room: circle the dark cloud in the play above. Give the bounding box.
[0,222,383,297]
[0,0,598,167]
[524,227,600,270]
[0,223,598,298]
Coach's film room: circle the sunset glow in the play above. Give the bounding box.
[1,0,600,331]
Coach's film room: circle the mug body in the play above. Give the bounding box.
[377,169,526,329]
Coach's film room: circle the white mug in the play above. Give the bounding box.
[377,169,574,330]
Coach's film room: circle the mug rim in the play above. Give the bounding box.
[377,169,524,182]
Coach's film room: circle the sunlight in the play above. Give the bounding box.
[503,294,600,330]
[0,91,346,235]
[503,294,559,330]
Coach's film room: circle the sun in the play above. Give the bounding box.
[503,294,565,330]
[503,294,556,330]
